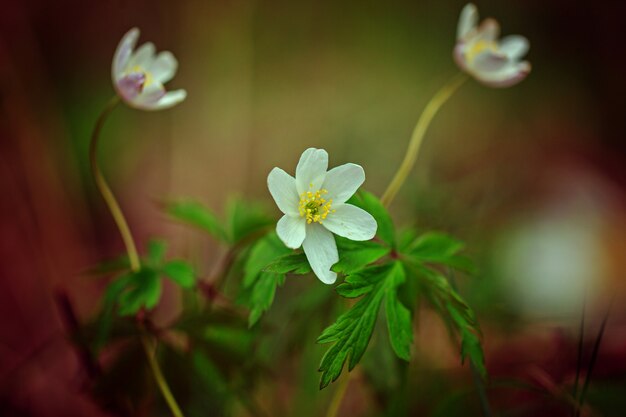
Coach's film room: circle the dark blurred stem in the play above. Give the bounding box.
[575,299,612,417]
[325,372,351,417]
[89,97,185,417]
[571,299,585,413]
[380,72,468,208]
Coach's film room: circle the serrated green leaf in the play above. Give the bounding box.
[333,237,390,275]
[263,252,311,275]
[226,198,273,244]
[248,272,285,327]
[147,240,167,266]
[317,262,405,389]
[385,266,413,361]
[162,260,195,288]
[348,191,395,247]
[406,231,476,275]
[167,200,229,242]
[411,263,486,379]
[335,264,388,298]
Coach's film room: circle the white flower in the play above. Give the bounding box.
[454,3,531,88]
[112,28,187,110]
[267,148,378,284]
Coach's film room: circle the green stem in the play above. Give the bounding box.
[380,72,468,207]
[325,372,350,417]
[89,96,185,417]
[89,96,140,271]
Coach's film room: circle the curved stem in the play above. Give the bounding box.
[89,97,185,417]
[324,370,351,417]
[380,72,468,208]
[140,328,185,417]
[89,96,140,271]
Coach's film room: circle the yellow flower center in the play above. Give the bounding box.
[299,189,334,224]
[466,39,498,63]
[129,65,155,90]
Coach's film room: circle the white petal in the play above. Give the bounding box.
[457,3,478,40]
[471,49,509,73]
[295,148,328,194]
[129,42,156,69]
[149,89,187,110]
[322,163,365,205]
[149,51,178,84]
[302,224,338,284]
[322,204,377,241]
[499,35,529,60]
[453,43,470,72]
[474,61,531,88]
[112,27,140,81]
[276,215,306,249]
[267,167,299,216]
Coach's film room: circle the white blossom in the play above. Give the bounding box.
[268,148,377,284]
[112,28,186,110]
[454,3,531,88]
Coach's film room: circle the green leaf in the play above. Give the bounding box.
[333,237,390,275]
[385,282,413,361]
[413,264,486,378]
[162,260,195,288]
[406,231,476,274]
[248,273,285,327]
[243,233,290,288]
[146,239,167,266]
[317,262,407,389]
[348,191,395,247]
[167,200,229,242]
[263,253,312,275]
[226,198,273,244]
[241,233,292,326]
[117,268,162,316]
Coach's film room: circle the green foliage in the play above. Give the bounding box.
[167,198,273,245]
[333,237,390,275]
[406,231,476,275]
[264,253,312,274]
[317,262,411,388]
[241,233,292,327]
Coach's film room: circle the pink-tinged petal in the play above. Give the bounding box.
[115,72,146,102]
[295,148,328,194]
[112,27,140,81]
[475,61,531,88]
[276,215,306,249]
[148,51,178,84]
[322,204,377,241]
[476,18,500,42]
[302,224,338,285]
[499,35,529,60]
[130,82,166,110]
[322,163,365,205]
[471,49,509,73]
[267,167,299,216]
[457,3,478,41]
[453,42,470,72]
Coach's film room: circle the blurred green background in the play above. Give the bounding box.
[1,0,626,416]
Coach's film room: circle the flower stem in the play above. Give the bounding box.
[325,372,350,417]
[380,72,468,208]
[89,96,185,417]
[89,96,140,271]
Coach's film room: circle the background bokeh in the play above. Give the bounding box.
[1,0,626,416]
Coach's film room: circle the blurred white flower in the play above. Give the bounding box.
[112,28,187,110]
[267,148,377,284]
[454,3,531,88]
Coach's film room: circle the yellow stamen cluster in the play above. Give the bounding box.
[298,189,334,224]
[466,39,498,63]
[129,65,154,90]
